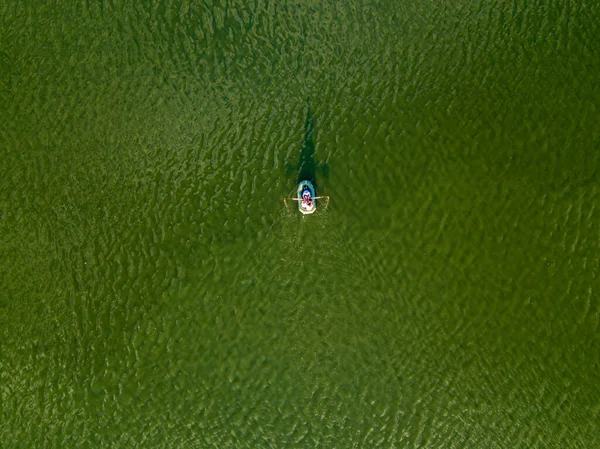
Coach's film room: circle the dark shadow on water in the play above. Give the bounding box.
[287,99,329,192]
[297,100,316,185]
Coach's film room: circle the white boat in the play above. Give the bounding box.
[284,180,329,215]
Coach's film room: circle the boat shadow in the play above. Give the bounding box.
[286,99,329,192]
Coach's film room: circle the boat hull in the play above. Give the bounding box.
[297,180,316,214]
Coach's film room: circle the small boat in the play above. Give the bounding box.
[284,180,329,215]
[297,180,317,215]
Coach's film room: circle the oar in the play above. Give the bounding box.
[284,196,329,201]
[316,196,330,207]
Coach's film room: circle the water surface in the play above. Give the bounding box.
[1,0,600,447]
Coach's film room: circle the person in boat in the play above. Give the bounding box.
[301,188,313,209]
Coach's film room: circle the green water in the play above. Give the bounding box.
[2,1,600,447]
